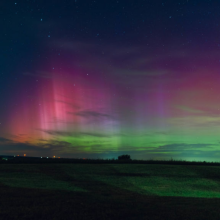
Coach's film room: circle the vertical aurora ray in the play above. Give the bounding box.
[6,61,121,156]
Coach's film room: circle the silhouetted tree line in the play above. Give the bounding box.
[0,155,220,166]
[118,154,131,160]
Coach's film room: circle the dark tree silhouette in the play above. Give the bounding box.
[118,154,131,160]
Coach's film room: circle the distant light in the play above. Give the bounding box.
[47,157,48,159]
[58,157,60,158]
[17,155,19,156]
[24,154,26,157]
[53,156,55,158]
[41,157,42,158]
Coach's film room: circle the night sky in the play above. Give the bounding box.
[1,0,220,161]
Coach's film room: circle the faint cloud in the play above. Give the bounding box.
[55,100,80,109]
[73,110,114,119]
[168,116,220,128]
[23,71,53,79]
[0,138,78,156]
[39,129,110,138]
[0,137,12,143]
[80,132,109,138]
[51,40,169,83]
[38,129,73,136]
[151,143,214,152]
[175,105,204,114]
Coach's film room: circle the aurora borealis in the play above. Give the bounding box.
[1,0,220,161]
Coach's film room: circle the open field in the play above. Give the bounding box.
[1,163,220,219]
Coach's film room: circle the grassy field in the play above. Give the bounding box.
[1,163,220,219]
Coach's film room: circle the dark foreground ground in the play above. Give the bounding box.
[1,163,220,219]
